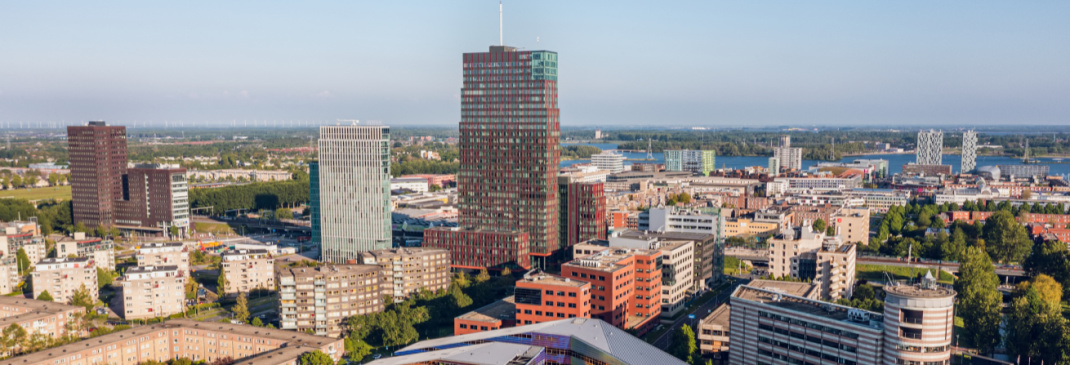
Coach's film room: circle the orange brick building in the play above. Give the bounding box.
[513,273,591,326]
[453,296,516,335]
[561,248,662,335]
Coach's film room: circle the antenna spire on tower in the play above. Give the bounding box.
[499,1,503,46]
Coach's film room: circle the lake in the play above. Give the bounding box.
[562,142,1070,177]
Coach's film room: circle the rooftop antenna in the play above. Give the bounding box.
[499,1,503,46]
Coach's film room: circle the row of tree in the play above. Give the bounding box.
[869,203,1033,264]
[189,178,309,213]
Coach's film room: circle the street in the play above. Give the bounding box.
[652,278,745,350]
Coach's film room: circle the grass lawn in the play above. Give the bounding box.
[856,263,956,284]
[0,186,71,201]
[195,222,236,235]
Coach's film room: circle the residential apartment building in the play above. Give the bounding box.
[728,276,955,365]
[0,258,19,295]
[220,249,275,295]
[137,242,190,274]
[0,228,45,266]
[0,296,84,342]
[591,151,626,174]
[56,232,115,270]
[561,247,661,335]
[699,304,731,364]
[114,164,191,236]
[0,319,344,365]
[665,150,716,176]
[615,230,722,290]
[513,273,591,326]
[768,226,856,300]
[31,257,98,304]
[395,318,686,365]
[558,176,607,248]
[833,207,870,245]
[454,296,516,335]
[773,135,803,172]
[115,265,186,320]
[276,264,383,337]
[426,45,562,270]
[916,130,944,166]
[902,163,953,176]
[721,209,792,239]
[314,125,393,263]
[639,207,720,236]
[423,227,530,270]
[357,247,451,299]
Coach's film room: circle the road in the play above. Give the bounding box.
[652,278,744,350]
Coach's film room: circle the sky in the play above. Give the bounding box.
[1,1,1069,128]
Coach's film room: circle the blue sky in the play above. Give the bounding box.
[1,1,1068,127]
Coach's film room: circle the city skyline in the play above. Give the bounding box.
[2,1,1069,127]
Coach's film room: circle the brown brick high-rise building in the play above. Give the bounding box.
[67,121,128,228]
[425,45,561,269]
[559,176,607,249]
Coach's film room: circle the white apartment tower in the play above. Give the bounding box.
[961,130,977,173]
[317,125,393,263]
[773,135,803,172]
[916,130,944,165]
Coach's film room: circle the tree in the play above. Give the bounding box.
[251,317,263,327]
[474,268,490,283]
[10,174,21,189]
[1006,287,1069,364]
[677,192,691,204]
[1016,274,1063,306]
[233,293,250,323]
[983,210,1032,263]
[1022,189,1033,200]
[449,285,473,310]
[669,324,698,364]
[344,337,373,364]
[36,290,54,302]
[275,208,294,220]
[942,227,967,262]
[74,222,88,233]
[826,225,836,236]
[299,350,334,365]
[169,225,179,238]
[16,248,31,275]
[71,284,94,311]
[109,226,120,239]
[1023,239,1070,287]
[217,267,228,297]
[811,219,827,233]
[931,216,945,229]
[47,173,57,187]
[2,323,27,353]
[954,247,1003,354]
[94,225,107,238]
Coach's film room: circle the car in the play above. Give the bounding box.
[372,354,382,360]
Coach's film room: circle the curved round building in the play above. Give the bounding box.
[881,273,956,365]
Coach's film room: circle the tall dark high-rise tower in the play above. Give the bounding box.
[426,45,561,269]
[67,121,128,228]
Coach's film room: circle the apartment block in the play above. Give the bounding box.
[31,257,98,304]
[699,304,731,364]
[115,265,186,320]
[423,227,530,270]
[767,226,856,300]
[454,296,516,335]
[56,232,115,270]
[357,247,450,299]
[616,229,722,290]
[0,296,84,341]
[0,228,45,266]
[513,273,591,326]
[561,247,661,335]
[276,264,383,337]
[0,258,19,295]
[665,150,716,176]
[221,249,275,295]
[137,242,190,274]
[832,207,870,245]
[0,319,344,365]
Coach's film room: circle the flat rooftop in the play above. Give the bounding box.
[222,249,271,259]
[884,281,956,299]
[518,273,588,288]
[126,265,179,274]
[0,297,83,331]
[278,264,380,279]
[616,230,715,241]
[732,285,883,331]
[564,248,657,273]
[742,280,817,298]
[701,304,731,329]
[457,296,516,323]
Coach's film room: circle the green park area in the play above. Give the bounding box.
[0,186,71,201]
[856,263,956,284]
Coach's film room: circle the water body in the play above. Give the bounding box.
[562,142,1070,177]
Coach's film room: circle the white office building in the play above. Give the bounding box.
[962,130,977,173]
[773,136,803,172]
[317,125,393,263]
[591,151,625,173]
[664,150,716,176]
